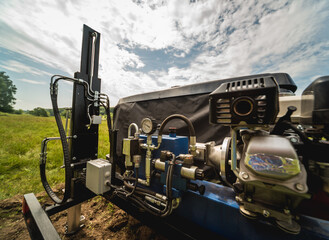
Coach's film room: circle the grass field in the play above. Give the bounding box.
[0,112,110,200]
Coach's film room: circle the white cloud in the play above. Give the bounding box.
[0,60,51,76]
[0,0,328,108]
[19,78,46,85]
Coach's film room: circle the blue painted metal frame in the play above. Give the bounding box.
[175,180,329,240]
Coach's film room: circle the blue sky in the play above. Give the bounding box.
[0,0,328,110]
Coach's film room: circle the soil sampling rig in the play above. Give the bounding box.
[22,25,329,240]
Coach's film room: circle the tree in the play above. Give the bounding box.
[0,71,17,113]
[29,107,49,117]
[14,109,23,114]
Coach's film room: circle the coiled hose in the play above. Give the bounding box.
[40,82,72,204]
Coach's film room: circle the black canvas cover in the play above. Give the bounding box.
[113,73,296,158]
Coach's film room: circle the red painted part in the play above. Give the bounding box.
[22,197,29,215]
[299,190,329,221]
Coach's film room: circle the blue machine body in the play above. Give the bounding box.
[139,134,189,198]
[137,133,329,240]
[139,134,188,158]
[175,181,329,240]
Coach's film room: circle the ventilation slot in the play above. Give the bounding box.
[216,98,231,123]
[256,95,267,122]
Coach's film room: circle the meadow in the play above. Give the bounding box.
[0,112,110,200]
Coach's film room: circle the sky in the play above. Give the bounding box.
[0,0,328,110]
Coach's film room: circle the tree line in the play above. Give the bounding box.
[0,71,113,117]
[28,107,113,117]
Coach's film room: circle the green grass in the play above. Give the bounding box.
[0,113,110,200]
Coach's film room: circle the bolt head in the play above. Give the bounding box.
[241,172,249,180]
[295,183,305,191]
[263,210,270,218]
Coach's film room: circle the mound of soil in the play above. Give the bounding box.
[0,184,167,240]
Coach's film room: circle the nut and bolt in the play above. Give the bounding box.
[284,209,290,214]
[295,183,305,191]
[263,210,270,218]
[72,157,76,161]
[241,172,249,180]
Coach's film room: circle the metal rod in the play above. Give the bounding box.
[89,32,97,94]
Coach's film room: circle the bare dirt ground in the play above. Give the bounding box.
[0,184,167,240]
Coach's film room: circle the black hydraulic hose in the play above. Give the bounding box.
[158,114,195,137]
[162,162,174,216]
[124,183,158,197]
[121,163,174,217]
[113,149,177,217]
[129,194,164,215]
[39,90,72,204]
[100,101,111,139]
[113,187,164,215]
[40,76,87,204]
[51,75,94,100]
[100,101,112,137]
[42,75,114,204]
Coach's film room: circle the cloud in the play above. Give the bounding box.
[0,60,52,76]
[19,78,47,85]
[102,0,329,101]
[0,0,328,108]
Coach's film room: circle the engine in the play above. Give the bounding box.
[104,75,329,235]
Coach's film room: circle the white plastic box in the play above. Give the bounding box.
[86,159,112,194]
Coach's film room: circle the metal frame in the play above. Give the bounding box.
[71,24,101,162]
[105,181,329,240]
[23,25,101,238]
[23,193,61,240]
